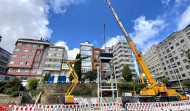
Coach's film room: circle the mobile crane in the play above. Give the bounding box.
[62,56,90,104]
[106,0,186,102]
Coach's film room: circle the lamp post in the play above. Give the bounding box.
[176,74,183,91]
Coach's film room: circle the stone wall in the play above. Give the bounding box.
[0,94,18,105]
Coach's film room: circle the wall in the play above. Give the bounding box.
[0,94,18,105]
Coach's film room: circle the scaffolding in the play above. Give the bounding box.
[97,53,118,104]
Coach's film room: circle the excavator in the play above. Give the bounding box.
[61,56,91,104]
[106,0,187,102]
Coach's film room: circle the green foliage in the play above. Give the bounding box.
[0,81,6,93]
[74,53,82,81]
[71,88,91,96]
[83,71,97,81]
[4,78,21,89]
[122,65,132,82]
[4,87,17,94]
[182,79,190,87]
[118,82,137,91]
[42,73,50,82]
[10,91,20,97]
[26,78,39,90]
[161,78,171,87]
[69,73,74,81]
[185,49,190,63]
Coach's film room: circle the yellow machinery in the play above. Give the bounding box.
[62,56,90,104]
[106,0,186,102]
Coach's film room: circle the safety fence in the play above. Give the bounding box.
[125,100,190,111]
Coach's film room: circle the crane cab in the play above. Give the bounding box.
[62,95,74,104]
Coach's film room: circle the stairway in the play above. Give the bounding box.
[21,88,34,105]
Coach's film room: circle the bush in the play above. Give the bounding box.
[161,78,171,87]
[4,87,17,94]
[10,91,20,97]
[71,88,91,96]
[83,71,97,81]
[26,78,39,90]
[4,78,21,89]
[118,82,137,92]
[182,79,190,87]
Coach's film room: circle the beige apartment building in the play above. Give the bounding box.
[43,46,68,83]
[156,25,190,83]
[141,44,165,82]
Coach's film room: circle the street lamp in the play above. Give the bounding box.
[176,74,183,91]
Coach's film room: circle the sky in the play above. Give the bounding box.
[0,0,190,74]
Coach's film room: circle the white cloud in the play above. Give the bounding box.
[177,5,190,30]
[0,0,52,53]
[48,0,85,14]
[101,35,125,49]
[161,0,170,6]
[55,40,79,60]
[130,16,165,49]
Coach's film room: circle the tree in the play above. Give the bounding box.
[83,71,97,81]
[182,79,190,87]
[69,53,82,81]
[26,78,39,90]
[122,65,132,82]
[185,49,190,63]
[42,73,50,82]
[160,77,171,87]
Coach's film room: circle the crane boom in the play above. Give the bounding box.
[106,0,156,85]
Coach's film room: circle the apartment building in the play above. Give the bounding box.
[43,46,68,83]
[80,41,93,76]
[141,44,165,82]
[6,38,52,86]
[60,60,70,81]
[156,25,190,83]
[92,48,105,71]
[112,40,137,80]
[0,47,11,74]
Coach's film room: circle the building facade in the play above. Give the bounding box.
[92,48,105,71]
[43,46,68,83]
[6,38,52,86]
[156,25,190,83]
[141,44,165,82]
[0,47,11,74]
[112,40,137,80]
[60,60,70,81]
[80,42,93,76]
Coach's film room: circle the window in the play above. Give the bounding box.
[28,55,32,59]
[186,65,190,69]
[162,62,165,65]
[37,50,42,53]
[65,71,68,74]
[174,69,179,73]
[176,43,179,46]
[32,44,36,47]
[170,71,173,74]
[170,46,174,50]
[172,51,176,55]
[166,61,169,64]
[30,49,35,52]
[178,48,182,52]
[168,65,171,69]
[12,54,17,58]
[170,58,174,63]
[26,62,30,65]
[166,49,170,53]
[48,53,54,56]
[9,68,13,72]
[182,73,186,77]
[44,71,50,74]
[168,53,172,58]
[20,76,27,80]
[167,77,170,80]
[54,65,60,68]
[35,56,40,60]
[15,48,20,51]
[95,55,98,58]
[45,64,51,68]
[165,72,168,75]
[16,69,22,72]
[164,67,167,70]
[46,58,53,62]
[20,55,26,58]
[183,59,188,63]
[176,75,181,79]
[23,49,28,52]
[177,62,181,65]
[31,69,36,73]
[33,62,38,66]
[172,64,177,68]
[24,69,29,72]
[179,67,183,71]
[18,61,24,65]
[55,59,61,62]
[50,48,56,51]
[160,58,163,61]
[9,61,14,64]
[25,44,30,46]
[39,45,43,47]
[183,45,187,49]
[163,51,165,55]
[17,43,22,45]
[180,39,184,43]
[57,48,63,51]
[56,53,62,57]
[181,53,185,57]
[175,56,178,60]
[172,76,175,79]
[188,72,190,76]
[164,56,167,59]
[96,51,99,53]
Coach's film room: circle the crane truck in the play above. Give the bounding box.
[61,56,90,104]
[106,0,187,103]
